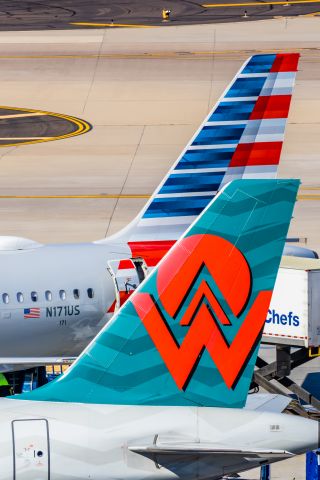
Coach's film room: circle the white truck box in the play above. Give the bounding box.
[262,256,320,347]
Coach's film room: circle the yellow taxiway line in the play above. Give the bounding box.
[0,48,318,61]
[0,105,91,147]
[0,194,317,200]
[203,0,320,6]
[70,22,156,28]
[0,137,51,141]
[0,194,150,199]
[297,194,320,200]
[0,112,45,120]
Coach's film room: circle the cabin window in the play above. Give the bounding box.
[73,289,80,299]
[59,289,66,301]
[87,288,94,299]
[31,291,38,302]
[2,293,9,304]
[17,292,24,303]
[45,290,52,301]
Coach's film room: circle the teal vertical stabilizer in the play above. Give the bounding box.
[17,179,299,407]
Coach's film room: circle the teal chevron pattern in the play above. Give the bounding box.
[16,179,299,407]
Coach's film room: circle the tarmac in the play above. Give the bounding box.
[0,0,320,30]
[0,107,91,146]
[0,13,319,480]
[0,19,319,249]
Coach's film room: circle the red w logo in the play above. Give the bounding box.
[132,234,272,391]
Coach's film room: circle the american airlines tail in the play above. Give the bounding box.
[18,179,299,408]
[102,53,299,263]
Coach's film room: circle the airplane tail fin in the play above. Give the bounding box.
[19,179,299,408]
[100,53,300,262]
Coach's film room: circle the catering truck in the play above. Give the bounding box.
[263,256,320,348]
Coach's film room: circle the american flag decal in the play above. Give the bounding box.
[24,308,40,319]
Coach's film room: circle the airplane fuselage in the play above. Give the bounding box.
[0,399,317,480]
[0,241,129,370]
[0,237,316,372]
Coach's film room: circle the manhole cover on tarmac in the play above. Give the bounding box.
[0,106,92,146]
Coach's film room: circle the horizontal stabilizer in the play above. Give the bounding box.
[245,394,291,413]
[129,444,293,459]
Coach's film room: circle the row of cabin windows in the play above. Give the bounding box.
[2,288,94,305]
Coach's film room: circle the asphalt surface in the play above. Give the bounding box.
[0,0,319,30]
[0,108,91,146]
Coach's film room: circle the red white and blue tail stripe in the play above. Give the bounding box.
[106,53,299,253]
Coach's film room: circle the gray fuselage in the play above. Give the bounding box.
[0,399,318,480]
[0,241,127,367]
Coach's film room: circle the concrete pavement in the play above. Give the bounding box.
[0,19,319,248]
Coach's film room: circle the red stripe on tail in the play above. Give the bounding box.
[271,53,300,72]
[230,142,282,167]
[128,240,175,267]
[249,95,292,120]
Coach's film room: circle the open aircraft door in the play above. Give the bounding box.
[12,419,50,480]
[107,258,148,312]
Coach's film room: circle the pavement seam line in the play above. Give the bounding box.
[104,125,146,236]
